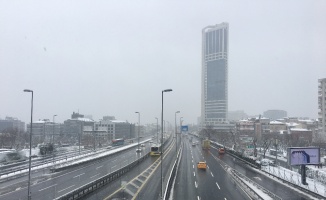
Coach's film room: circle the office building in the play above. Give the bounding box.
[201,22,230,129]
[318,78,326,139]
[263,110,287,120]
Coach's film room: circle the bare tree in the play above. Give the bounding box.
[262,139,272,158]
[199,125,215,140]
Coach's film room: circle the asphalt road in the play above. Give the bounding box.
[208,146,311,200]
[0,141,151,200]
[173,137,247,200]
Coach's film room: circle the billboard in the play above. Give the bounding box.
[288,147,320,166]
[181,125,188,132]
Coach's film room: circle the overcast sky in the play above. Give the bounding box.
[1,0,325,125]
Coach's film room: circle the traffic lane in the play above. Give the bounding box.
[191,143,243,200]
[0,146,150,200]
[85,156,159,200]
[86,138,173,200]
[209,148,309,200]
[173,140,198,200]
[203,150,249,200]
[136,139,177,199]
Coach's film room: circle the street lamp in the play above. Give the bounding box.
[180,117,183,133]
[52,114,57,164]
[24,89,33,200]
[175,111,180,155]
[161,88,172,198]
[52,115,57,144]
[155,117,158,144]
[135,112,140,150]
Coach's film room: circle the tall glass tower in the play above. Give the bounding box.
[201,23,229,128]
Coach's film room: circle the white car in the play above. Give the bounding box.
[140,144,145,147]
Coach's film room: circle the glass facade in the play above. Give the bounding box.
[202,23,228,125]
[207,60,226,101]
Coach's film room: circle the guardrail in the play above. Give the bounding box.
[51,140,150,173]
[163,142,183,200]
[230,169,282,200]
[55,152,150,200]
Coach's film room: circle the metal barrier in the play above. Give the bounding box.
[54,153,149,200]
[163,143,183,200]
[230,169,282,200]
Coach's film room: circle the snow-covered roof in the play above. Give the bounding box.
[76,117,94,122]
[270,121,285,125]
[290,128,309,132]
[286,122,299,127]
[111,120,127,123]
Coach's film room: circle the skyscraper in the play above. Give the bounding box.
[201,23,229,128]
[318,78,326,139]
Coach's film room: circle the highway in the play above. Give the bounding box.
[0,140,152,200]
[207,145,311,200]
[85,134,176,200]
[173,137,247,200]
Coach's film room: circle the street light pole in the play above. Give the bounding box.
[161,89,172,199]
[135,112,140,150]
[52,115,57,144]
[52,115,57,164]
[180,117,183,134]
[175,111,180,155]
[155,117,158,144]
[24,89,33,200]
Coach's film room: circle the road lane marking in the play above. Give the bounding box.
[207,165,209,169]
[73,173,85,178]
[216,182,220,189]
[195,181,198,188]
[193,165,194,168]
[192,160,193,163]
[193,172,195,177]
[197,196,200,200]
[96,165,103,170]
[224,198,227,200]
[39,184,57,191]
[90,173,100,179]
[211,172,214,177]
[58,185,75,193]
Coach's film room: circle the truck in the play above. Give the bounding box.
[202,139,210,150]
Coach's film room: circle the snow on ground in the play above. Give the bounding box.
[0,140,149,181]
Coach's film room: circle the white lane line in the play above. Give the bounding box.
[73,173,85,178]
[197,196,200,200]
[96,165,103,170]
[58,185,75,193]
[211,172,214,177]
[39,184,57,191]
[193,165,194,169]
[216,182,220,189]
[207,165,209,169]
[193,172,195,177]
[195,181,198,188]
[224,198,227,200]
[192,160,194,163]
[90,173,100,179]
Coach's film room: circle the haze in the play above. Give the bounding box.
[1,0,325,125]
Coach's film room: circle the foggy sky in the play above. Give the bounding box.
[1,0,326,125]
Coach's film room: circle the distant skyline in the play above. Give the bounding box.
[1,1,326,125]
